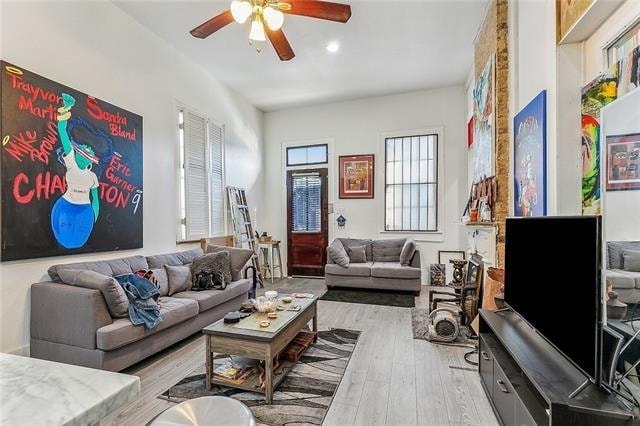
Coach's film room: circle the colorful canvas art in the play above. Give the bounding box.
[581,74,617,215]
[514,91,547,217]
[1,61,143,261]
[472,56,494,183]
[605,133,640,191]
[339,154,374,199]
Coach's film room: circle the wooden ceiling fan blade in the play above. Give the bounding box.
[190,10,234,39]
[266,28,295,61]
[282,0,351,23]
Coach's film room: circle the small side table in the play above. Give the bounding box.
[258,241,283,283]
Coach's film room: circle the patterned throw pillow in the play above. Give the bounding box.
[190,251,232,287]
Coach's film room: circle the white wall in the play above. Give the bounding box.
[509,0,583,216]
[0,1,264,354]
[263,86,468,279]
[601,89,640,242]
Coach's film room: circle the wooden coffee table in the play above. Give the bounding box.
[202,294,318,404]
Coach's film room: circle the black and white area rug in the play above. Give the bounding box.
[158,328,360,425]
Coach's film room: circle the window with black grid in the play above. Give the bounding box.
[384,134,438,232]
[291,173,322,232]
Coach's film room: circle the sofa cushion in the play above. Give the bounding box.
[372,239,406,262]
[165,265,192,295]
[339,238,373,261]
[96,297,199,350]
[48,255,149,281]
[328,239,350,267]
[346,245,367,263]
[371,262,421,279]
[399,239,416,266]
[150,267,169,296]
[57,269,129,318]
[205,245,254,281]
[146,248,203,269]
[325,262,372,277]
[172,279,251,312]
[608,241,640,269]
[623,251,640,272]
[606,269,638,290]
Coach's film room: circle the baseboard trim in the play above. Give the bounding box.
[6,344,30,357]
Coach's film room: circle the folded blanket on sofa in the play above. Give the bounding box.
[115,273,162,330]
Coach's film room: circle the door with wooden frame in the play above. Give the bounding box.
[286,169,328,277]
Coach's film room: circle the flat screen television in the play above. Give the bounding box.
[504,216,602,381]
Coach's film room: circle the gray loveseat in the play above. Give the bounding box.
[30,248,250,371]
[325,238,422,294]
[606,241,640,304]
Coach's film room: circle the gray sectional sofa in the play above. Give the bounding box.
[30,248,250,371]
[606,241,640,304]
[325,238,422,293]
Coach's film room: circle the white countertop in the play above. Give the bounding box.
[0,353,140,426]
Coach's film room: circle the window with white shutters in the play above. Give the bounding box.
[178,107,225,241]
[291,173,322,232]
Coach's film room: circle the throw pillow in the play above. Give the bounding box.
[623,251,640,272]
[328,239,350,267]
[57,269,128,318]
[347,245,367,263]
[400,239,417,266]
[191,251,232,287]
[165,265,193,295]
[205,245,253,281]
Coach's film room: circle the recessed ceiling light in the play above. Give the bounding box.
[326,41,340,53]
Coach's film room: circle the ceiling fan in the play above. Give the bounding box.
[190,0,352,61]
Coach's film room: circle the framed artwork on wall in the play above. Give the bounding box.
[514,90,547,217]
[605,133,640,191]
[0,61,144,261]
[338,154,374,199]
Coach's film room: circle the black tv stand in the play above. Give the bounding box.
[479,309,633,425]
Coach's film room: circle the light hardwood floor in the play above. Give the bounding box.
[102,278,498,426]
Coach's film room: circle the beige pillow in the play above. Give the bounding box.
[57,269,128,318]
[165,264,192,295]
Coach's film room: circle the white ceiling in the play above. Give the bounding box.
[114,0,489,111]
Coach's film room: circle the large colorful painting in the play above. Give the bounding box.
[339,154,374,199]
[472,56,494,183]
[605,133,640,191]
[1,61,143,261]
[514,91,547,217]
[581,74,617,215]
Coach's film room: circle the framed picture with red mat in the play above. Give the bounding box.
[339,154,374,199]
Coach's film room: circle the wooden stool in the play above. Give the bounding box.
[258,241,283,284]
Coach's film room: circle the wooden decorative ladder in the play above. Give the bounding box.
[227,186,262,286]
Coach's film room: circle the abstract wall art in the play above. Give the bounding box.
[605,133,640,192]
[581,74,617,215]
[339,154,374,199]
[1,61,143,261]
[472,56,494,183]
[514,91,547,217]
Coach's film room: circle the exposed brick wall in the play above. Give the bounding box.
[474,0,509,267]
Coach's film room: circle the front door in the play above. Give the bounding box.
[287,169,328,277]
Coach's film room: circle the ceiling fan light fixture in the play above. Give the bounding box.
[263,6,284,31]
[230,0,252,24]
[249,16,266,41]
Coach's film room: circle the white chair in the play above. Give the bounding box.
[151,396,256,426]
